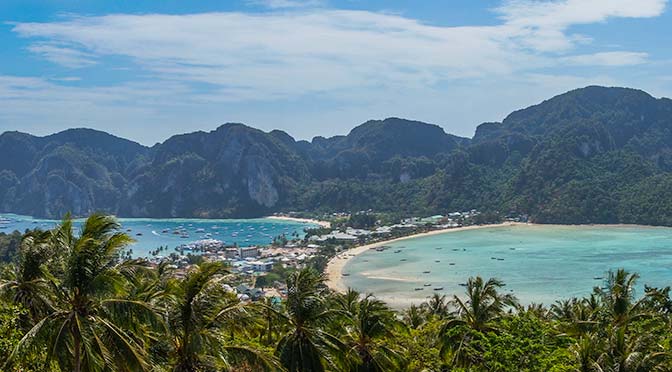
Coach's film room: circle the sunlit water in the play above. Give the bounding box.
[342,224,672,307]
[0,214,315,258]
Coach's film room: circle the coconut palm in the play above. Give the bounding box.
[338,292,406,372]
[402,304,426,330]
[7,213,159,372]
[593,326,669,372]
[423,293,450,319]
[253,296,285,347]
[163,261,276,371]
[551,297,600,336]
[275,268,346,372]
[595,269,649,327]
[0,230,56,324]
[569,332,604,372]
[439,276,517,368]
[446,276,517,332]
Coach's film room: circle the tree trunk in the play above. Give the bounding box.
[74,332,81,372]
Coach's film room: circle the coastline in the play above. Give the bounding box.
[325,222,522,293]
[265,215,331,228]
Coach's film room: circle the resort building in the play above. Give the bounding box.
[250,260,274,272]
[239,246,260,258]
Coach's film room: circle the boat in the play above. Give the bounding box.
[424,283,432,287]
[459,283,467,287]
[342,273,350,277]
[497,258,504,261]
[436,247,442,250]
[422,270,431,274]
[449,263,455,266]
[433,287,444,291]
[414,287,424,291]
[136,232,143,236]
[435,260,440,263]
[394,250,402,253]
[400,259,407,261]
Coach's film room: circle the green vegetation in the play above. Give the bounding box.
[1,214,672,371]
[6,86,672,226]
[346,213,377,229]
[0,231,22,262]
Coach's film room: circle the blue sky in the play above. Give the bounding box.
[0,0,671,144]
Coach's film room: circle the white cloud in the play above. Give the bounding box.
[496,0,667,52]
[26,43,97,68]
[2,0,668,142]
[12,11,529,99]
[562,51,649,66]
[48,76,82,82]
[246,0,325,9]
[12,1,665,99]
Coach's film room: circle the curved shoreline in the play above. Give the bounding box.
[325,222,521,293]
[265,215,331,228]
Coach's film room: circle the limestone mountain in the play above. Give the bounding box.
[2,86,672,225]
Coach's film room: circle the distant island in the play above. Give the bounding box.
[2,85,672,225]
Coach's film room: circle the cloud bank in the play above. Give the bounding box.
[1,0,668,142]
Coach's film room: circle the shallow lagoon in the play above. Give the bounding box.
[342,224,672,307]
[0,214,315,257]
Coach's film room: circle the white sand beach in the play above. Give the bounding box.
[265,215,331,228]
[325,222,521,293]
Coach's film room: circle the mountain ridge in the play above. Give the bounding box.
[3,85,672,225]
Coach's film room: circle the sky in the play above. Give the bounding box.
[0,0,671,145]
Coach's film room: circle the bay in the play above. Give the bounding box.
[0,213,316,257]
[342,224,672,307]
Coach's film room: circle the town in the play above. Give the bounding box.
[144,209,522,303]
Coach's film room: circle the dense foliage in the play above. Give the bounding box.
[1,214,672,371]
[4,86,672,225]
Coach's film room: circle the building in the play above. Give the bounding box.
[236,285,265,301]
[311,231,359,243]
[224,247,239,259]
[239,246,260,258]
[250,260,274,272]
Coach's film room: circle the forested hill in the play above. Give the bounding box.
[2,86,672,225]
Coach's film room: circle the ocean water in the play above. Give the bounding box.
[0,214,316,257]
[342,224,672,307]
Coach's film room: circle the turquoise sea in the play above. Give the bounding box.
[342,224,672,307]
[0,214,316,257]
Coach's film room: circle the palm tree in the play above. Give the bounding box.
[337,291,406,372]
[163,261,276,371]
[551,297,599,336]
[0,230,55,324]
[275,268,346,372]
[593,326,669,372]
[256,296,283,346]
[7,213,158,372]
[401,304,426,330]
[446,276,517,332]
[439,276,517,368]
[569,332,603,372]
[595,269,649,327]
[423,293,450,319]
